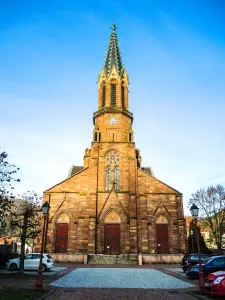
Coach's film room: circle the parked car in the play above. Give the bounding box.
[6,253,54,272]
[181,253,210,272]
[205,270,225,296]
[186,255,225,279]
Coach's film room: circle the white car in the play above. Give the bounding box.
[6,253,54,272]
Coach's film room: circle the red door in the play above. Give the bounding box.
[55,223,68,253]
[156,224,169,254]
[104,224,120,254]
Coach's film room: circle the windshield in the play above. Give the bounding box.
[202,257,213,264]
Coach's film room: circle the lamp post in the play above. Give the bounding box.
[190,230,194,253]
[190,203,204,291]
[35,201,50,290]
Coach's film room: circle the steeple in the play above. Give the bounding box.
[95,23,131,118]
[104,23,124,79]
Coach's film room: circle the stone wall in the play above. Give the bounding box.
[51,253,87,263]
[142,254,183,264]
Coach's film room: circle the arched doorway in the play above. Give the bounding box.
[55,214,69,253]
[156,215,169,254]
[104,211,121,255]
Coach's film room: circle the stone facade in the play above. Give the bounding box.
[38,24,187,256]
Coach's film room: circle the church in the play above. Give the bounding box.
[41,24,186,259]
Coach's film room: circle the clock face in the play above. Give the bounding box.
[108,116,118,125]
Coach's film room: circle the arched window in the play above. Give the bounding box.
[94,132,98,141]
[102,85,106,107]
[114,166,120,191]
[111,84,116,107]
[105,165,112,191]
[121,85,125,108]
[105,150,120,192]
[129,132,132,142]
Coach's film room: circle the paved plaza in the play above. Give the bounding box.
[165,268,187,277]
[50,268,194,289]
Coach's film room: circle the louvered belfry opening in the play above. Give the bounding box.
[102,85,106,107]
[129,132,132,142]
[121,85,125,108]
[111,84,116,106]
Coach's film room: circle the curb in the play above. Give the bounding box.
[45,267,69,279]
[37,289,54,300]
[188,291,211,300]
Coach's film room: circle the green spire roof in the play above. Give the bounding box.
[104,23,124,78]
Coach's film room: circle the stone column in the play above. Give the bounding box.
[129,219,137,253]
[88,217,96,253]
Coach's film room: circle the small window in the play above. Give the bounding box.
[129,132,132,142]
[99,132,101,141]
[102,85,106,107]
[121,85,125,107]
[111,84,116,106]
[94,132,98,141]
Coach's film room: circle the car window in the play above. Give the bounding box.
[190,255,199,260]
[25,254,33,259]
[47,255,52,259]
[32,254,40,259]
[211,257,225,265]
[201,256,209,261]
[204,257,214,264]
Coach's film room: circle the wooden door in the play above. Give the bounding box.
[55,223,68,253]
[104,224,120,254]
[156,224,169,254]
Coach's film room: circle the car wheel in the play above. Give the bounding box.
[9,263,18,271]
[41,264,47,272]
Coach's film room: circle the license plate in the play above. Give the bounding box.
[205,283,210,287]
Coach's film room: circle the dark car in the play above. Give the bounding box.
[186,255,225,279]
[181,253,210,272]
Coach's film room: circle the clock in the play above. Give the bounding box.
[108,116,118,125]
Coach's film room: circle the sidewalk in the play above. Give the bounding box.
[44,288,198,300]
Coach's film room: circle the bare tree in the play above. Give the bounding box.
[0,149,20,232]
[189,185,225,251]
[11,191,41,272]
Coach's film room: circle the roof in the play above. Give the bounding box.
[68,165,84,178]
[142,167,154,176]
[104,23,124,78]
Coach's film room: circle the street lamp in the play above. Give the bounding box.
[190,203,204,291]
[35,201,50,290]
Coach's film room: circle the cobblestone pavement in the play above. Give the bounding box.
[165,268,187,277]
[44,265,198,300]
[50,268,194,289]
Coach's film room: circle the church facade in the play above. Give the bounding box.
[42,25,186,256]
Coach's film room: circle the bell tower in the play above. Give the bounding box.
[93,23,134,143]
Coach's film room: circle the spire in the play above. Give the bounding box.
[104,23,124,78]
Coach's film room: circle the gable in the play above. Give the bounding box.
[44,167,89,193]
[138,168,181,194]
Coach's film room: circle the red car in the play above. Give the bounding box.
[205,270,225,296]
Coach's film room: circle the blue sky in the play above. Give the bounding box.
[1,1,225,214]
